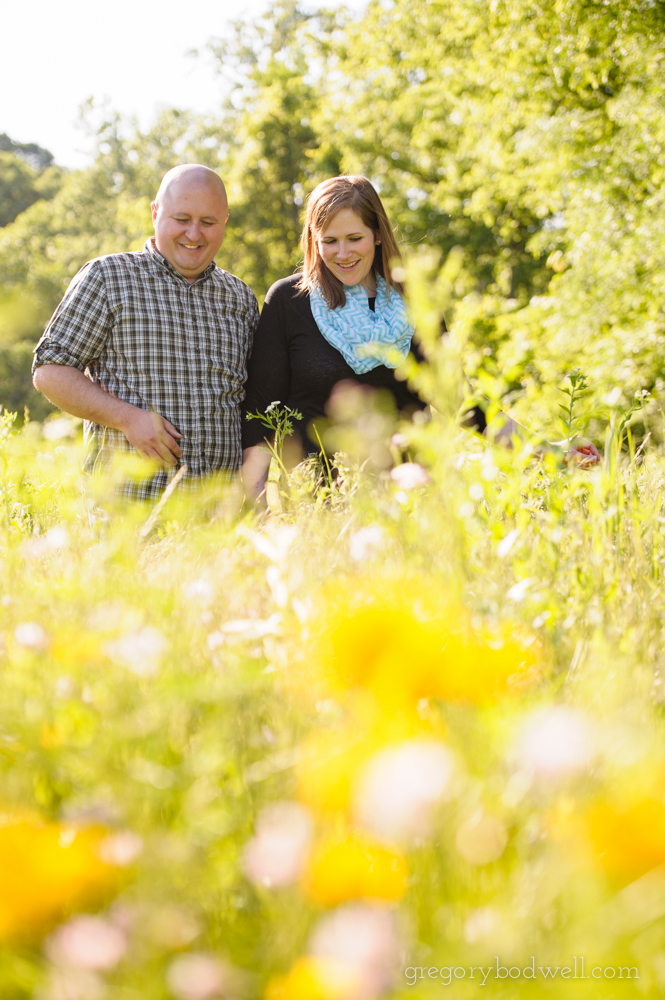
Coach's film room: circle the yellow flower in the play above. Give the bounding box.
[323,600,541,706]
[0,810,123,942]
[302,830,408,907]
[266,957,363,1000]
[584,797,665,883]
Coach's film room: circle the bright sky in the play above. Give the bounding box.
[2,0,307,169]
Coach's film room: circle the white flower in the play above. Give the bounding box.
[390,463,430,490]
[99,831,143,867]
[182,579,215,604]
[217,613,282,643]
[354,741,454,841]
[515,706,593,778]
[464,907,498,944]
[43,417,76,441]
[104,626,168,676]
[46,915,126,971]
[166,954,229,1000]
[244,801,313,888]
[349,526,384,563]
[14,622,48,649]
[309,904,400,999]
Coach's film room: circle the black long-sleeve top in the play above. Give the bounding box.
[241,274,485,452]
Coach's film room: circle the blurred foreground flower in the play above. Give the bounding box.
[46,914,126,970]
[266,956,365,1000]
[309,904,401,998]
[389,463,430,490]
[321,598,542,706]
[0,811,132,941]
[167,953,231,1000]
[582,796,665,883]
[515,707,593,778]
[104,626,168,677]
[353,741,454,841]
[244,801,313,888]
[302,831,407,907]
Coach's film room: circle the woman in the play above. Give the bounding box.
[241,175,487,500]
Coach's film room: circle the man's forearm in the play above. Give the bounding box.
[33,364,136,431]
[33,363,184,467]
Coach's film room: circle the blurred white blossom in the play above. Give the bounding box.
[390,463,430,490]
[104,626,168,676]
[46,915,126,971]
[309,904,400,999]
[464,907,498,944]
[99,830,143,867]
[42,417,77,441]
[166,953,229,1000]
[349,526,384,563]
[14,622,48,649]
[182,579,215,604]
[214,613,282,645]
[244,801,313,888]
[515,706,593,778]
[354,741,454,840]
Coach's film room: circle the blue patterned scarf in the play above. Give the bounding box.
[309,275,415,375]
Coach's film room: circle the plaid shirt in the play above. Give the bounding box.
[33,238,259,501]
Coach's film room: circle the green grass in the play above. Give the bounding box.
[0,384,664,999]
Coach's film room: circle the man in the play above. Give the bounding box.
[32,164,259,501]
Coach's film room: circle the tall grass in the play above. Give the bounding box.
[1,266,664,998]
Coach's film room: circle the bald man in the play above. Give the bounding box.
[32,165,259,501]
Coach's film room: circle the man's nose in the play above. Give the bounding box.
[185,221,204,240]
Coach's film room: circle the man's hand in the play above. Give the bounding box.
[119,409,182,468]
[33,364,183,469]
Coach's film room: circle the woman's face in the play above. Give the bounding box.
[317,208,380,292]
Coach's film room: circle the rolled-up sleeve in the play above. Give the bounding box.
[33,261,111,373]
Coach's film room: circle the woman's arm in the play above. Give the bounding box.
[241,281,293,501]
[242,445,272,503]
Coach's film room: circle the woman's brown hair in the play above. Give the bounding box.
[296,175,404,309]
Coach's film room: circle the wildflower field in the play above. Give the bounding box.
[1,265,664,1000]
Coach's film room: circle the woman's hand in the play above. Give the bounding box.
[567,439,601,467]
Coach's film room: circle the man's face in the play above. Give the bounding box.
[151,179,228,281]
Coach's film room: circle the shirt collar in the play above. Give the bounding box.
[144,237,217,285]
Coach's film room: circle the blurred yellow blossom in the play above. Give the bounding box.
[0,810,125,941]
[302,830,408,907]
[318,594,542,707]
[266,956,364,1000]
[584,797,665,883]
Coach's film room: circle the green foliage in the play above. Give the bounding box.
[0,152,44,228]
[2,0,665,437]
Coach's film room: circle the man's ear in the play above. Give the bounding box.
[151,202,158,224]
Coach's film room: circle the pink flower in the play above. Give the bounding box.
[390,463,430,490]
[354,741,454,841]
[166,954,229,1000]
[244,801,313,888]
[516,707,593,778]
[46,915,126,971]
[309,904,401,999]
